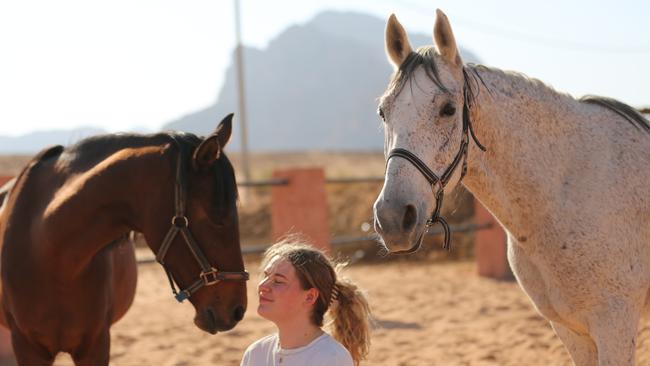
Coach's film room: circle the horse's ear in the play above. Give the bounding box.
[385,14,413,69]
[192,113,234,171]
[434,9,462,67]
[214,113,234,148]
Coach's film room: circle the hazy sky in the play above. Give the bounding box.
[0,0,648,136]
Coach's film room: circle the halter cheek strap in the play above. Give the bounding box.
[156,137,249,302]
[385,85,485,254]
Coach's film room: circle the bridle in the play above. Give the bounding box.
[386,81,486,254]
[156,137,249,302]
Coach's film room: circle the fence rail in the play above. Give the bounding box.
[238,176,385,187]
[241,221,492,255]
[238,178,288,187]
[136,222,493,264]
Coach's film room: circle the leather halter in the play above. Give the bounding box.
[386,84,486,254]
[156,138,249,302]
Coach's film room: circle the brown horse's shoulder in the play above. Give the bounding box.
[1,145,66,244]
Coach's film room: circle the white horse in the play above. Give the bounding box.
[373,9,650,365]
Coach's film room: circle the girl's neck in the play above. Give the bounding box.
[276,318,323,349]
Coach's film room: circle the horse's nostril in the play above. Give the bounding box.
[233,306,245,322]
[402,204,417,232]
[206,308,217,329]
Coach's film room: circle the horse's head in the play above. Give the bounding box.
[374,10,473,253]
[150,114,247,334]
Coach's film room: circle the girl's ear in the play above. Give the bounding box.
[305,288,319,306]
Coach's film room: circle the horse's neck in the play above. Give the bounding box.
[40,141,173,271]
[461,67,597,237]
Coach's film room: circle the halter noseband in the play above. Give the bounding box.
[156,137,249,302]
[386,83,486,254]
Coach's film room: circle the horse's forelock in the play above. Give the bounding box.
[383,46,449,102]
[380,46,491,117]
[167,131,239,212]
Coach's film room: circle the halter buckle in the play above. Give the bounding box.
[172,215,189,227]
[200,268,221,286]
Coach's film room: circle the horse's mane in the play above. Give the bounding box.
[385,46,649,134]
[467,65,650,132]
[579,96,650,133]
[64,131,238,211]
[64,132,199,162]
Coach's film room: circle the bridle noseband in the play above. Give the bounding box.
[386,83,486,254]
[156,138,249,302]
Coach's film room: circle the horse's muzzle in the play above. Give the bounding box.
[373,198,422,251]
[194,305,246,334]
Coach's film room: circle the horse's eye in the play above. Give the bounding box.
[377,107,385,121]
[440,103,456,117]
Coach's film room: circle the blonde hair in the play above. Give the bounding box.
[261,237,372,365]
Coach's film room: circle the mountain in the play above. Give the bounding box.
[0,11,480,154]
[0,128,106,154]
[164,11,480,151]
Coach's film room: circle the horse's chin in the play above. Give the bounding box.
[377,229,424,255]
[194,321,219,335]
[193,310,237,335]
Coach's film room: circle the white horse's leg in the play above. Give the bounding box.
[587,299,640,366]
[551,321,597,366]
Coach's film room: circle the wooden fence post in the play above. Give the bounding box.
[270,168,331,253]
[474,198,512,279]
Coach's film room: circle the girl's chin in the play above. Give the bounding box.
[257,305,272,319]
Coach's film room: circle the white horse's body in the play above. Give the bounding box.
[373,10,650,365]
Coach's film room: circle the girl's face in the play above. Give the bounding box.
[257,255,317,324]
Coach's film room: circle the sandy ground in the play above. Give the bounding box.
[0,256,636,365]
[0,257,636,365]
[40,257,576,366]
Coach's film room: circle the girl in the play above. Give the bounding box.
[241,239,372,366]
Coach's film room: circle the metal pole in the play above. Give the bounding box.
[233,0,251,182]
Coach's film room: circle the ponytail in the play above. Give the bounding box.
[328,278,371,366]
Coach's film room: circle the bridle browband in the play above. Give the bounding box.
[156,137,249,302]
[386,81,486,254]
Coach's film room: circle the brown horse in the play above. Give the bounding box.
[0,114,249,365]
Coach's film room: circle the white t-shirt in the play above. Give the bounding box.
[241,332,354,366]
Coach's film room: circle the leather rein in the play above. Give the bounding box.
[156,138,249,302]
[386,83,486,254]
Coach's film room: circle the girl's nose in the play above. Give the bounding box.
[258,278,270,292]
